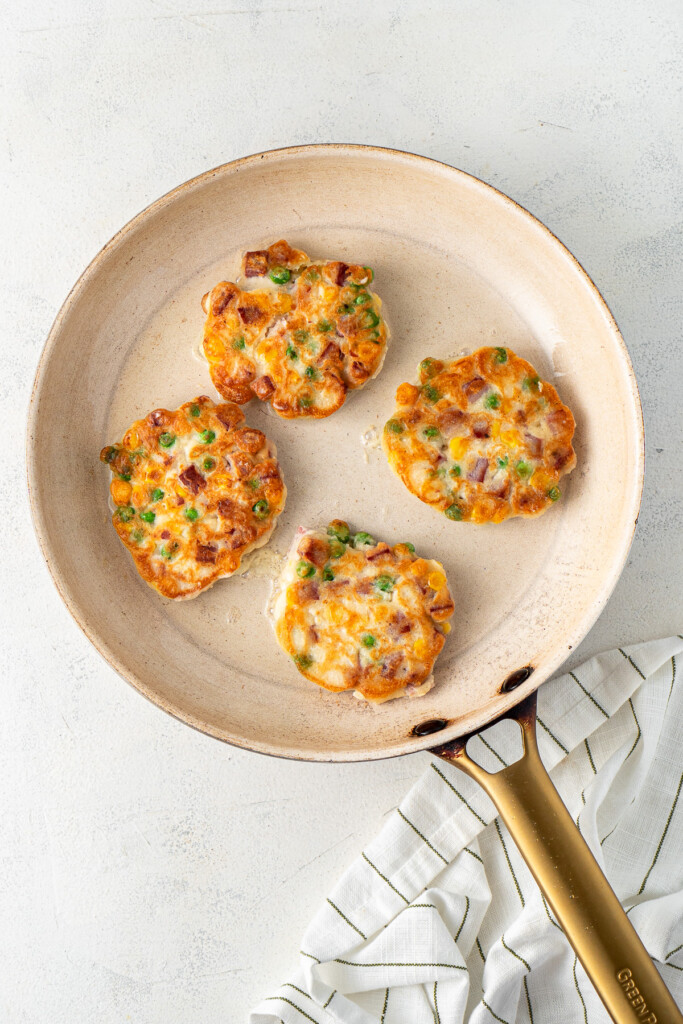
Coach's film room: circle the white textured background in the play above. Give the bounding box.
[2,1,682,1021]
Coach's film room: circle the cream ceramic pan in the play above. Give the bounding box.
[28,145,643,761]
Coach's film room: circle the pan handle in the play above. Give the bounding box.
[431,692,682,1024]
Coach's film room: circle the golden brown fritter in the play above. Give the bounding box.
[272,521,454,702]
[100,397,286,599]
[202,240,389,418]
[382,347,576,524]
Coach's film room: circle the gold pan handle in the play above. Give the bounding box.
[432,693,682,1024]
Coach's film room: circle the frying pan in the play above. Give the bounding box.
[27,146,679,1023]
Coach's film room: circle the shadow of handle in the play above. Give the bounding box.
[431,692,682,1024]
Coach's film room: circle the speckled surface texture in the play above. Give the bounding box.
[2,1,682,1020]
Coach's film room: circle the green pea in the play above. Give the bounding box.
[424,426,440,440]
[516,460,534,479]
[294,329,309,344]
[233,336,246,351]
[496,457,509,469]
[327,520,350,543]
[445,504,463,521]
[322,566,335,582]
[353,531,375,547]
[419,358,438,378]
[337,303,354,315]
[305,366,317,380]
[160,543,177,560]
[305,268,319,281]
[547,486,561,502]
[402,542,416,553]
[373,574,395,593]
[450,465,462,478]
[354,292,371,306]
[203,458,215,471]
[131,529,145,543]
[317,319,333,333]
[484,393,500,409]
[151,488,164,501]
[140,510,155,523]
[494,347,508,363]
[328,539,346,558]
[363,310,380,329]
[286,345,298,360]
[247,478,259,490]
[252,499,270,520]
[102,446,117,463]
[523,376,541,392]
[298,395,313,409]
[118,472,131,481]
[293,653,313,670]
[385,419,404,434]
[199,429,216,444]
[296,560,315,578]
[269,266,291,284]
[159,433,175,448]
[190,404,201,416]
[361,634,376,648]
[116,506,135,522]
[423,384,441,404]
[184,508,199,522]
[363,266,374,282]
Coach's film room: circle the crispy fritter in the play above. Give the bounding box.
[100,397,286,599]
[382,347,576,524]
[202,240,389,418]
[271,521,454,702]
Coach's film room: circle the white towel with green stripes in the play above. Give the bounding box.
[250,636,683,1024]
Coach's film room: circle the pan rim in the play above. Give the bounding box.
[26,143,644,762]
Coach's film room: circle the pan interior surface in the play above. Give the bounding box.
[28,147,643,760]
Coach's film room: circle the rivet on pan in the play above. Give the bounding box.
[501,666,535,692]
[412,718,449,737]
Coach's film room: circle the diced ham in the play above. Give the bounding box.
[196,544,218,564]
[430,599,455,622]
[224,523,256,549]
[160,530,170,540]
[237,305,263,325]
[299,581,320,602]
[317,340,342,365]
[179,465,206,494]
[149,410,165,426]
[524,433,544,458]
[472,418,490,438]
[547,409,568,435]
[437,408,466,436]
[217,498,237,517]
[211,283,238,316]
[551,446,573,471]
[243,250,269,277]
[251,375,275,400]
[462,377,489,402]
[468,457,488,483]
[381,651,404,678]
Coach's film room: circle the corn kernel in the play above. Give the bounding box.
[413,637,428,658]
[500,430,520,449]
[442,622,452,634]
[428,571,446,591]
[490,420,501,438]
[409,558,429,576]
[449,437,468,460]
[470,504,488,524]
[111,479,132,504]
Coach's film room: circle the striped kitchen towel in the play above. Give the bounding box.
[250,636,683,1024]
